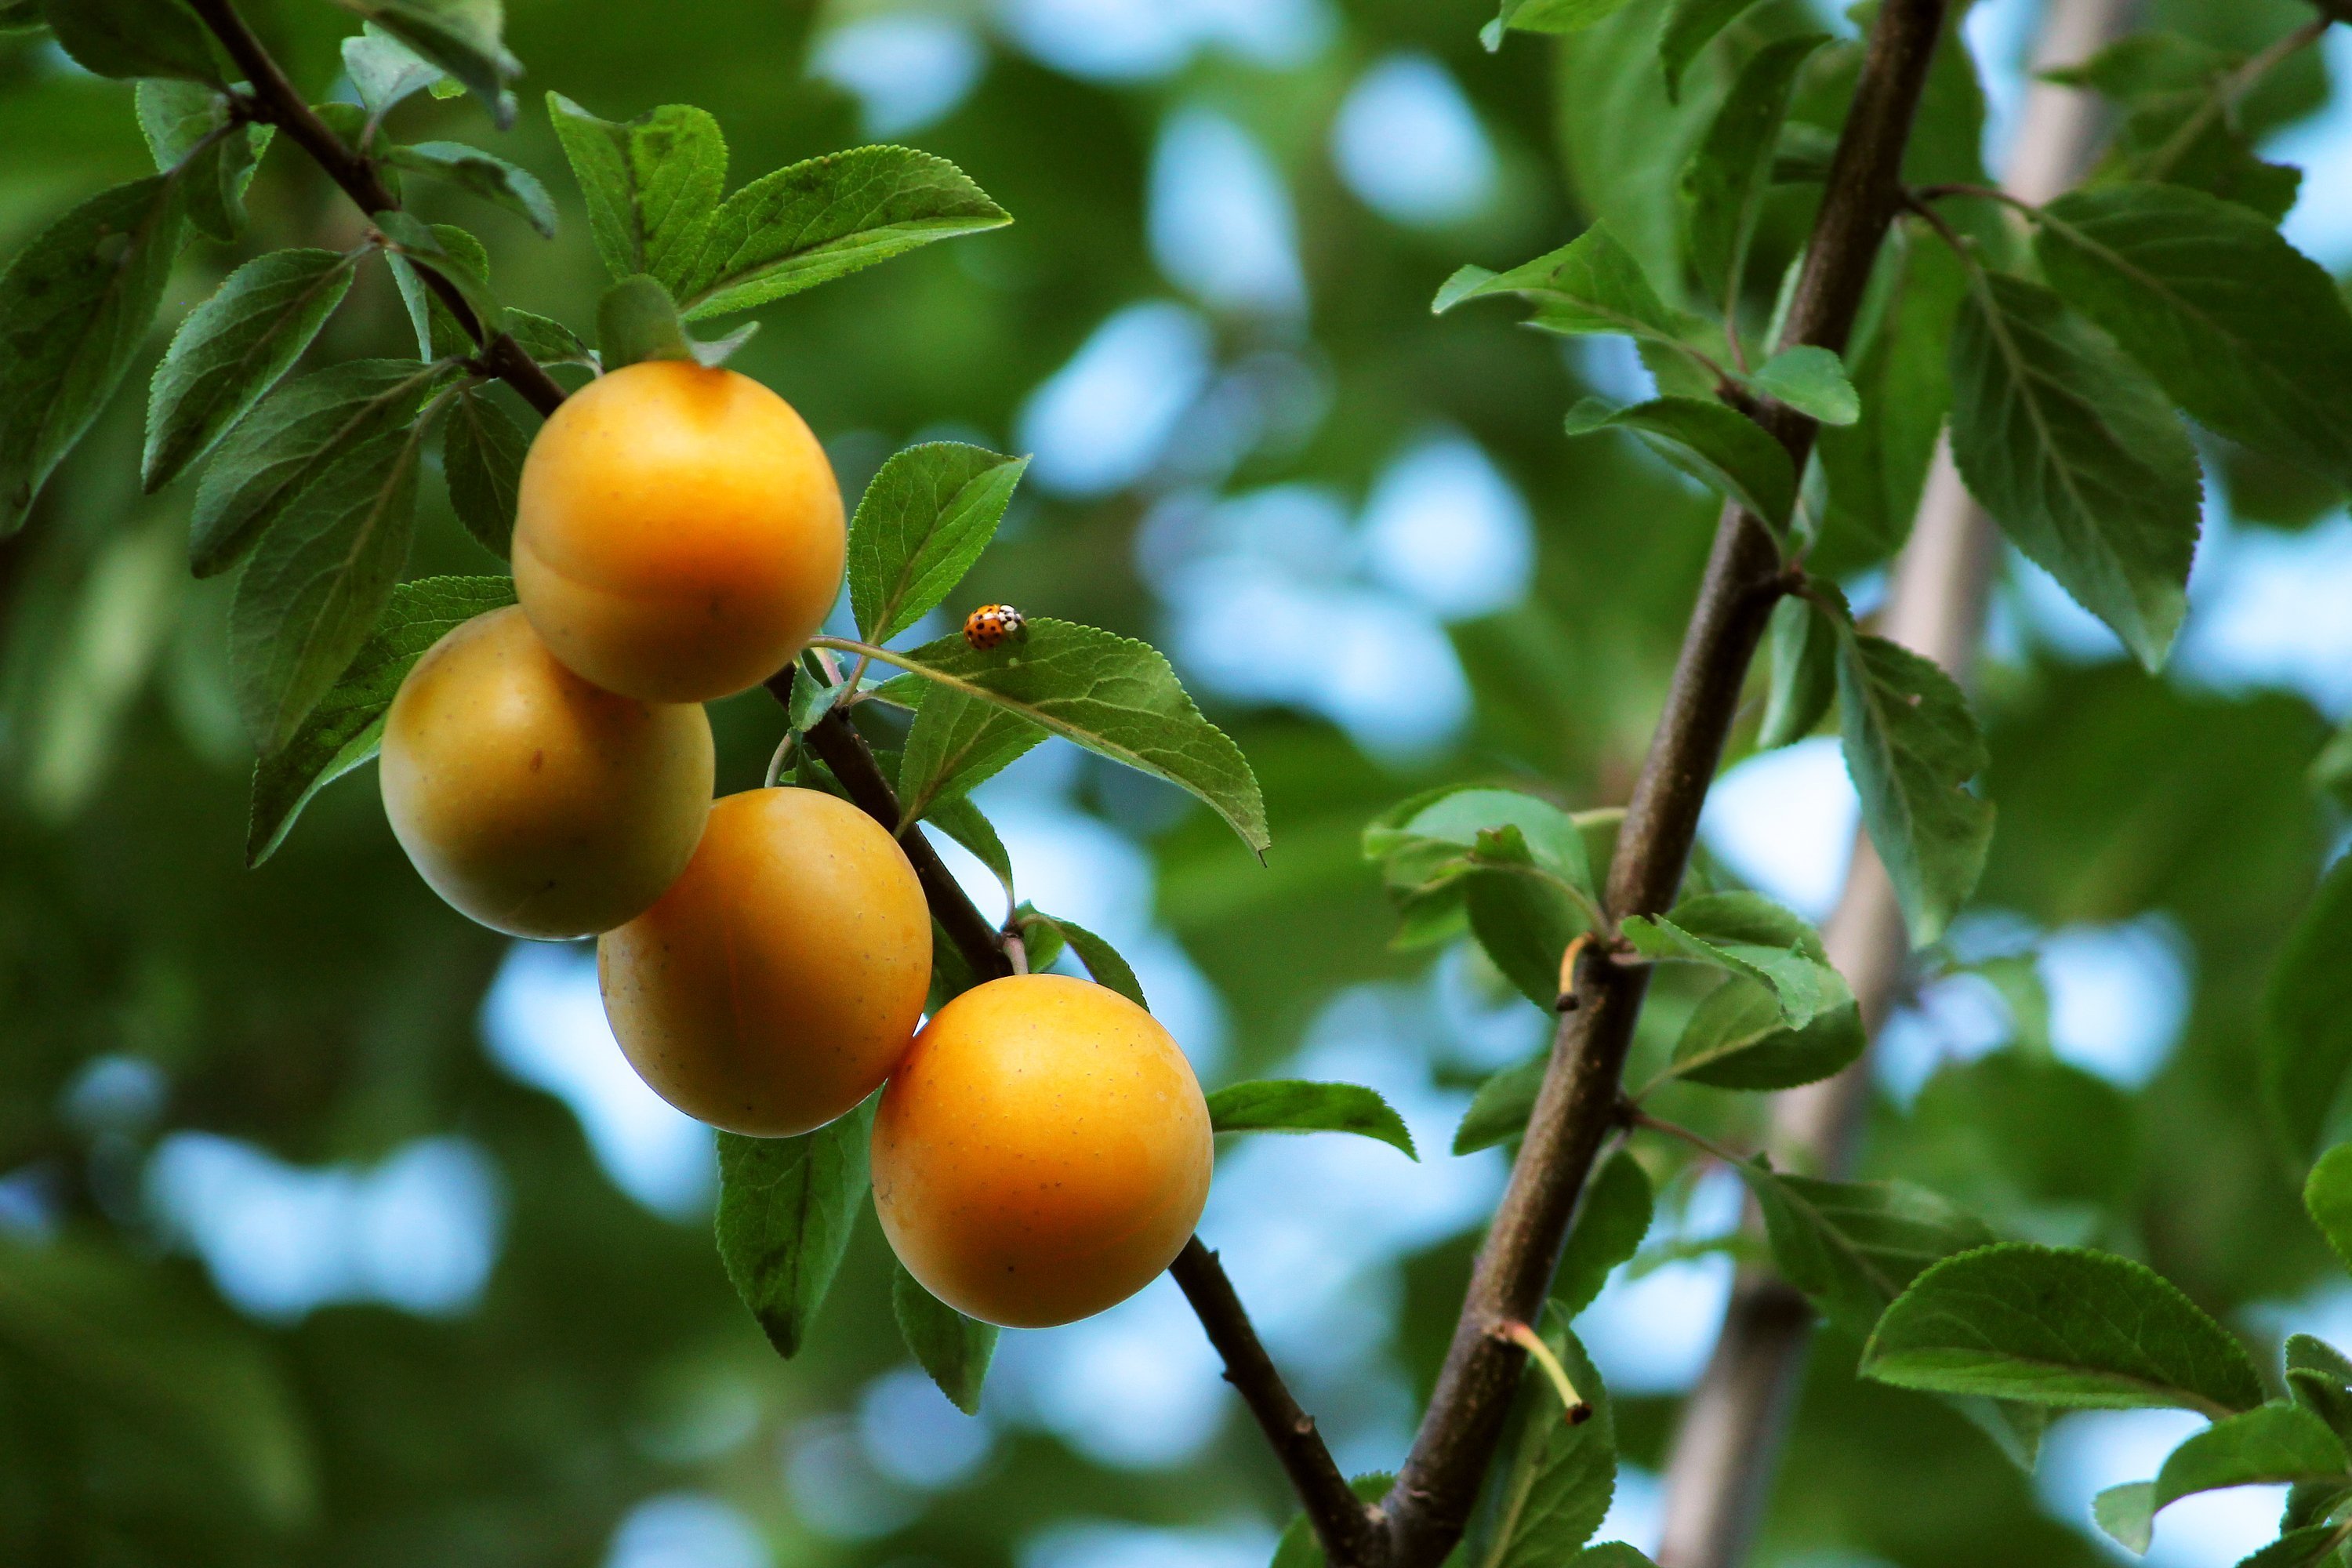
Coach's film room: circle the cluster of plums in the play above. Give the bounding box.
[378,360,1211,1328]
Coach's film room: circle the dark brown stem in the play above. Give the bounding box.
[1378,6,1947,1564]
[1171,1240,1383,1565]
[769,680,1372,1554]
[761,667,1013,985]
[183,0,568,418]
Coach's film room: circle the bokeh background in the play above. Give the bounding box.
[4,0,2351,1564]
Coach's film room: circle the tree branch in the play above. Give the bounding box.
[1378,6,1949,1563]
[1172,1240,1385,1565]
[761,668,1014,985]
[1652,3,2137,1563]
[183,0,570,418]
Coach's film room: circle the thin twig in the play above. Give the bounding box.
[1378,6,1950,1564]
[1171,1240,1385,1566]
[184,0,568,417]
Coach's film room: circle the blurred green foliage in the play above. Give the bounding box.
[2,0,2349,1564]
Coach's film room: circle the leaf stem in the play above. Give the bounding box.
[1497,1321,1593,1425]
[1628,1107,1751,1168]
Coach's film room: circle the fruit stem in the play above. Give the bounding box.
[763,731,796,789]
[1004,931,1029,975]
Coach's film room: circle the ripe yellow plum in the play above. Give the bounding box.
[513,360,845,702]
[379,605,713,939]
[872,974,1213,1328]
[598,787,932,1137]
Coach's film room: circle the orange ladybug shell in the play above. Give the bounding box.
[962,604,1026,652]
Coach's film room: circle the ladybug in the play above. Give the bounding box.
[962,603,1028,652]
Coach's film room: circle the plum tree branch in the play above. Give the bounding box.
[1171,1239,1385,1564]
[183,0,569,418]
[1652,4,2138,1564]
[1377,6,1949,1564]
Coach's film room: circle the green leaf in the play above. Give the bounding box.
[1947,270,2201,670]
[898,684,1047,826]
[343,24,444,116]
[2103,1404,2352,1554]
[503,309,597,369]
[1206,1080,1416,1160]
[874,619,1268,855]
[1733,1161,1994,1338]
[1483,0,1637,49]
[1554,1148,1653,1316]
[2308,1143,2352,1279]
[190,359,445,577]
[2313,721,2352,813]
[2286,1335,2352,1447]
[2102,1404,2352,1552]
[2034,183,2352,488]
[43,0,216,82]
[338,0,521,126]
[1818,229,1968,558]
[891,1263,996,1416]
[546,94,728,291]
[1748,344,1858,426]
[385,141,557,237]
[923,794,1013,911]
[1456,1051,1548,1156]
[0,0,45,28]
[1756,592,1836,749]
[1017,910,1145,1008]
[1620,891,1848,1029]
[2234,1523,2352,1568]
[1666,977,1865,1091]
[1572,1550,1659,1568]
[1860,1243,2267,1417]
[247,575,514,864]
[1363,786,1596,904]
[136,80,270,243]
[848,442,1030,644]
[678,145,1011,321]
[1681,34,1828,309]
[386,223,491,361]
[143,249,358,493]
[229,417,432,751]
[1832,626,1994,948]
[0,176,185,535]
[1658,0,1769,101]
[2049,38,2303,223]
[1463,1314,1616,1568]
[1433,223,1683,349]
[714,1101,874,1359]
[441,387,526,558]
[596,274,696,368]
[1564,396,1795,528]
[2261,847,2352,1162]
[2092,1480,2156,1554]
[376,211,502,337]
[1466,863,1584,1011]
